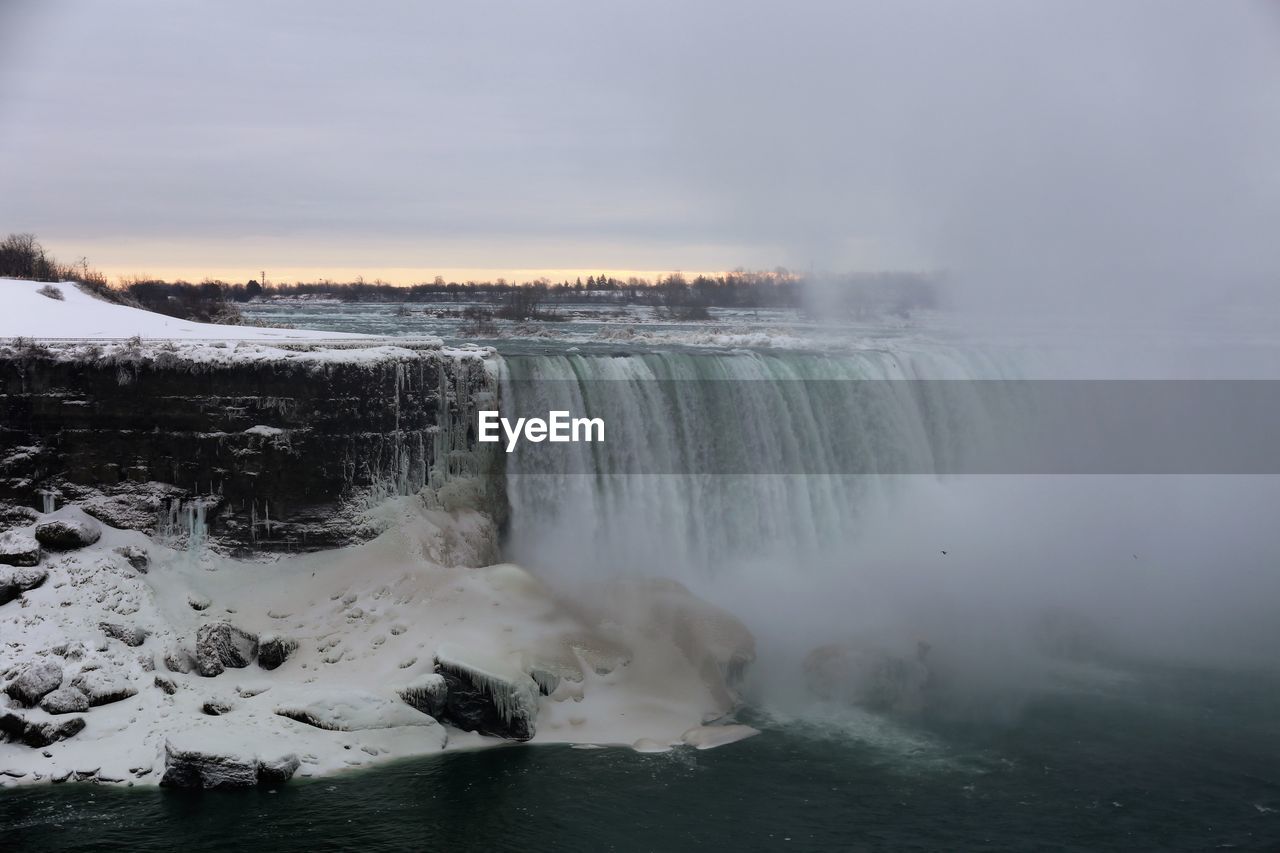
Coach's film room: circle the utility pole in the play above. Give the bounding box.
[261,270,267,289]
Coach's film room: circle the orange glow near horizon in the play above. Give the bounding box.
[91,265,731,287]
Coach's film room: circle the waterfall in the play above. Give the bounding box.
[499,348,1018,585]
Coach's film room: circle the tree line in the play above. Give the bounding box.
[2,232,939,324]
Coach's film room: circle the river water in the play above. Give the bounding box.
[5,662,1278,851]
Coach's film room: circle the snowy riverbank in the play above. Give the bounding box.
[0,499,757,787]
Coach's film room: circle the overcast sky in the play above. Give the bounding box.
[1,0,1278,302]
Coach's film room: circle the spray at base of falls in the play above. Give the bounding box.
[492,348,1280,714]
[491,348,1022,717]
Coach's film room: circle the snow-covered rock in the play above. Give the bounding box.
[160,732,300,789]
[12,566,48,592]
[257,634,298,671]
[257,753,302,786]
[112,545,150,573]
[163,645,195,674]
[195,622,258,677]
[397,673,448,717]
[0,565,48,606]
[33,518,102,551]
[5,661,64,707]
[274,688,445,736]
[99,622,149,647]
[0,578,17,607]
[0,711,85,747]
[0,532,41,567]
[39,686,90,715]
[435,644,539,741]
[70,669,138,707]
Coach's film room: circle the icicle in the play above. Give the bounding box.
[435,644,538,728]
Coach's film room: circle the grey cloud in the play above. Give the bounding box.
[2,0,1277,300]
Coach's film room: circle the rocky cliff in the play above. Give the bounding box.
[0,339,502,553]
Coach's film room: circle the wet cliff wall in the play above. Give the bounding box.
[0,340,502,553]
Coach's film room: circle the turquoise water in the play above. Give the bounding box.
[5,664,1278,851]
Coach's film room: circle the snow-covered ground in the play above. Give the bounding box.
[0,277,500,366]
[0,278,364,341]
[0,501,756,787]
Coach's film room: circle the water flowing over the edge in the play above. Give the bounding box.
[498,347,1022,584]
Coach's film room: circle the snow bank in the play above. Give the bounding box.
[0,278,361,341]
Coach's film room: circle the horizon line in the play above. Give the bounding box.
[88,265,935,288]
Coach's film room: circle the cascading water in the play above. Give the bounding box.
[497,346,1195,721]
[499,348,1018,586]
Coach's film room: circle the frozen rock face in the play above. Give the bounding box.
[803,641,932,714]
[5,661,64,706]
[39,686,90,715]
[0,345,502,554]
[0,531,40,566]
[0,711,85,747]
[195,622,258,677]
[33,518,102,551]
[257,635,298,671]
[160,735,300,789]
[435,646,539,741]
